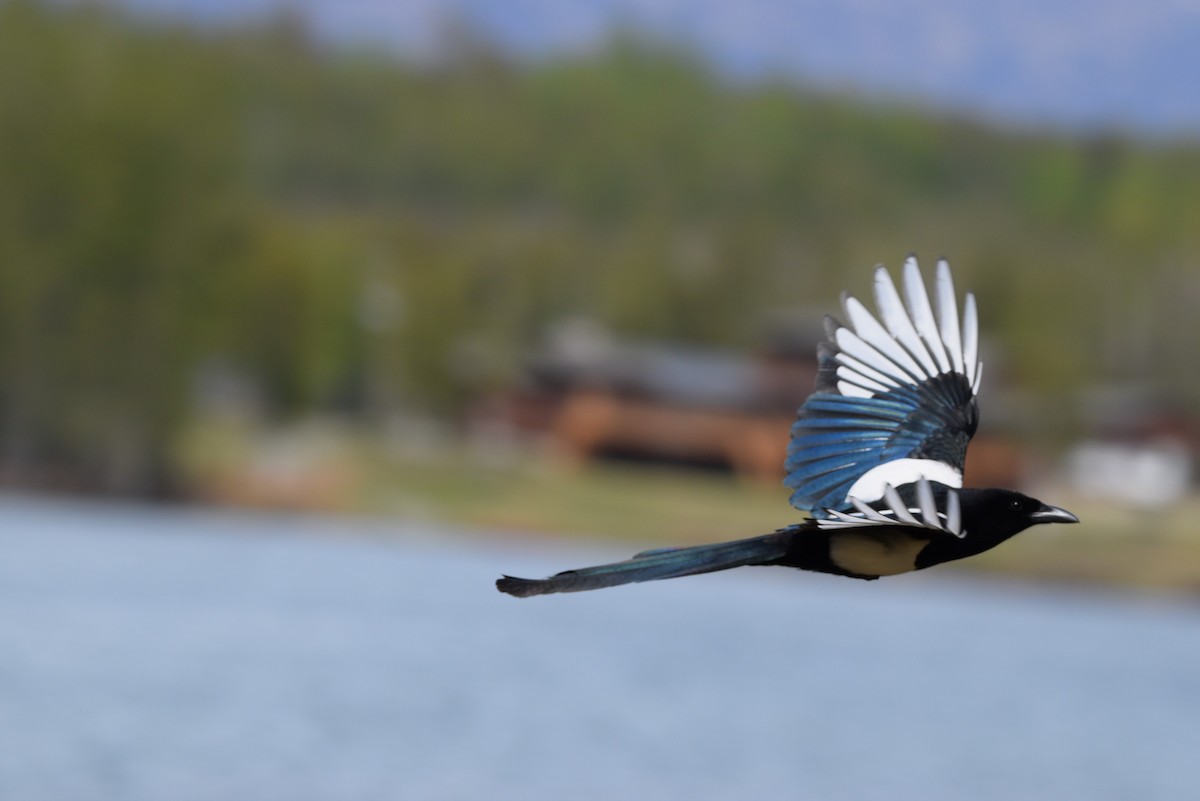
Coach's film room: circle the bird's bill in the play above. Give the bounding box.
[1030,504,1080,525]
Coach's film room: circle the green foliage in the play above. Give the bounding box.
[0,1,250,490]
[1,1,1199,491]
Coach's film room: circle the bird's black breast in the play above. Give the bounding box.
[913,521,1009,570]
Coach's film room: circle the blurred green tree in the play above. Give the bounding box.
[1,1,1200,493]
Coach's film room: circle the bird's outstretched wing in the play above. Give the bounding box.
[785,256,981,517]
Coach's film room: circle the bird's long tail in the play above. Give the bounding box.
[496,531,793,597]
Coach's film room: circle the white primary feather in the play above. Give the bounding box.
[903,256,951,373]
[835,353,903,390]
[945,490,963,538]
[883,484,920,525]
[850,496,892,523]
[833,328,910,384]
[823,508,866,524]
[962,292,979,390]
[873,267,938,377]
[842,296,927,381]
[836,381,874,399]
[935,259,964,375]
[917,478,940,528]
[815,483,966,537]
[836,368,892,395]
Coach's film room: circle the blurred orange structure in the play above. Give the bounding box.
[483,321,1026,488]
[551,390,794,482]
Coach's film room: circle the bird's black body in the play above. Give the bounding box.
[496,487,1076,597]
[496,257,1079,598]
[778,487,1076,577]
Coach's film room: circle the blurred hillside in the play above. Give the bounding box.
[3,0,1200,497]
[126,0,1200,133]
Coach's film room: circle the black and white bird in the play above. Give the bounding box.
[497,256,1078,597]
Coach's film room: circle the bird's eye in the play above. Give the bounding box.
[1010,499,1023,511]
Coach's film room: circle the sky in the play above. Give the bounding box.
[120,0,1200,135]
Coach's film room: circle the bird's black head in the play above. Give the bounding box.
[959,487,1079,541]
[915,487,1079,570]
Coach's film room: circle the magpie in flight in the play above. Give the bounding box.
[497,257,1078,597]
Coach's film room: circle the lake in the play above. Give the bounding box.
[1,494,1198,801]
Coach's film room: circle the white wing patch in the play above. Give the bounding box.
[815,478,967,538]
[845,458,962,503]
[834,256,982,400]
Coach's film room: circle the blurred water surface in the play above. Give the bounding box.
[1,495,1198,801]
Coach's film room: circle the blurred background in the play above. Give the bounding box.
[3,1,1200,799]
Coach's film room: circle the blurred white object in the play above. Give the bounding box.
[1066,438,1192,507]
